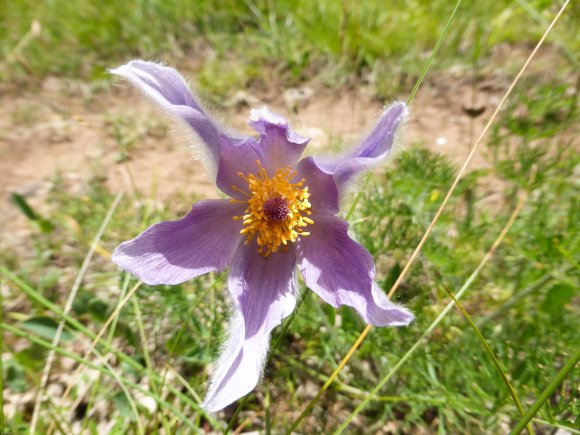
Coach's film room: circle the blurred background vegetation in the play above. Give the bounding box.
[1,0,578,434]
[2,0,579,93]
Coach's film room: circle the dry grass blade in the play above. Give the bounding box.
[288,0,570,429]
[334,195,528,433]
[1,322,201,433]
[29,190,124,435]
[55,279,142,409]
[1,268,219,431]
[387,0,570,300]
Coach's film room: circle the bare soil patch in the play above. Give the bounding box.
[0,72,502,246]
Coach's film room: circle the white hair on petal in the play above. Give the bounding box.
[338,101,410,210]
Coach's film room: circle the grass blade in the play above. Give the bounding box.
[344,0,464,222]
[291,0,571,429]
[532,418,580,434]
[333,196,527,434]
[443,285,534,435]
[510,347,580,434]
[10,192,38,221]
[0,268,223,430]
[29,190,124,435]
[1,323,199,433]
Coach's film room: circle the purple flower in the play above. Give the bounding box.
[110,60,414,412]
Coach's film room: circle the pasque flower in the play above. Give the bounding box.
[111,60,413,412]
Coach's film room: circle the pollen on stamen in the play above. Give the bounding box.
[231,161,314,256]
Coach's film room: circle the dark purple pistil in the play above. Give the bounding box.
[263,196,289,222]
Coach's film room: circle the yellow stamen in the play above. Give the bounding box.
[232,161,313,256]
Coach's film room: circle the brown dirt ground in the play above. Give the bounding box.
[0,71,505,251]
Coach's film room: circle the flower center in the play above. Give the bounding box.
[232,161,313,256]
[263,196,290,222]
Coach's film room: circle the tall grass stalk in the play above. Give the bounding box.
[29,190,124,435]
[510,347,580,434]
[1,323,200,433]
[334,196,528,433]
[288,1,571,430]
[0,269,222,430]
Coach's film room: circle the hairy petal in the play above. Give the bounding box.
[314,102,408,198]
[204,243,297,412]
[216,109,311,199]
[351,101,408,159]
[112,200,244,285]
[298,214,413,326]
[249,107,310,172]
[110,60,241,164]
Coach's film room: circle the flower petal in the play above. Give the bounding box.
[249,107,310,172]
[295,156,339,214]
[215,138,262,199]
[110,60,240,164]
[314,102,408,198]
[298,213,413,326]
[215,109,311,199]
[112,199,244,285]
[351,101,407,159]
[204,243,297,412]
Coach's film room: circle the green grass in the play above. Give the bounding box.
[1,0,579,433]
[2,0,578,97]
[3,94,577,431]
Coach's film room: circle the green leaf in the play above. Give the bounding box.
[542,284,575,316]
[14,344,47,371]
[10,192,38,221]
[6,364,28,393]
[21,316,74,342]
[4,358,30,393]
[88,298,109,322]
[38,218,55,233]
[10,193,54,233]
[112,391,134,419]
